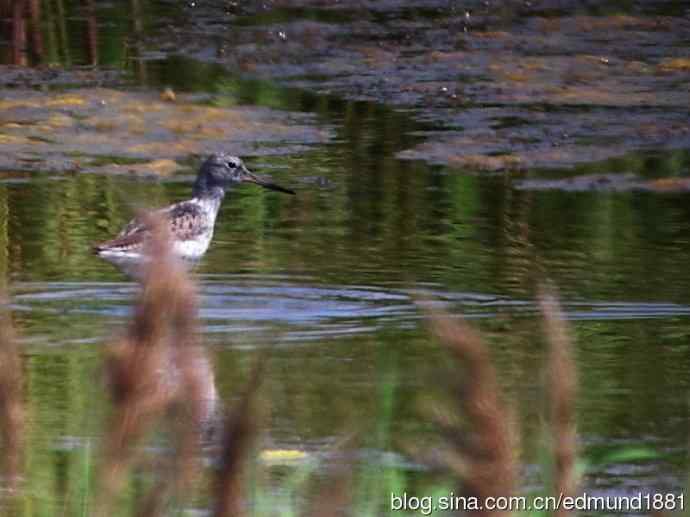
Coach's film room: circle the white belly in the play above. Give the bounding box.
[97,232,213,279]
[173,232,213,261]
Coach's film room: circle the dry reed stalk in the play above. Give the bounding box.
[213,360,265,517]
[303,432,357,517]
[428,314,517,517]
[539,292,578,515]
[96,213,208,515]
[305,457,353,517]
[0,295,23,491]
[306,478,352,517]
[134,346,216,517]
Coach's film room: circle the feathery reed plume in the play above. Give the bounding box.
[539,291,578,514]
[135,346,218,517]
[306,451,353,517]
[0,294,23,491]
[428,314,517,517]
[97,212,210,515]
[213,359,265,517]
[306,474,352,517]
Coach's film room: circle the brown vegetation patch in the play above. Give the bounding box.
[0,88,332,173]
[448,153,522,172]
[658,57,690,72]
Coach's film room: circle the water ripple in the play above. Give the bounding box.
[10,279,690,344]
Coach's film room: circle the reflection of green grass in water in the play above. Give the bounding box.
[353,342,406,517]
[18,349,106,516]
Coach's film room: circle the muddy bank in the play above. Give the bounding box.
[516,171,690,193]
[0,66,125,89]
[2,0,689,172]
[0,87,332,174]
[165,0,690,169]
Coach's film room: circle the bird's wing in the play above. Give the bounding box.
[167,201,211,241]
[94,201,207,253]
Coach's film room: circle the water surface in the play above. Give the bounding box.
[2,0,690,513]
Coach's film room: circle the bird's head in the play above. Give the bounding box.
[196,153,295,196]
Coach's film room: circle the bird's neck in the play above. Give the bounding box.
[192,171,227,199]
[191,186,225,221]
[193,190,223,217]
[193,184,225,200]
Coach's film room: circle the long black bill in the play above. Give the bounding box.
[241,169,296,195]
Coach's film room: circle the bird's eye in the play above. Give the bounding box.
[227,161,237,169]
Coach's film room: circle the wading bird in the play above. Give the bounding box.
[94,153,295,277]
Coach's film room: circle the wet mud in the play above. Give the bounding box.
[0,87,331,173]
[1,0,689,178]
[160,0,690,171]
